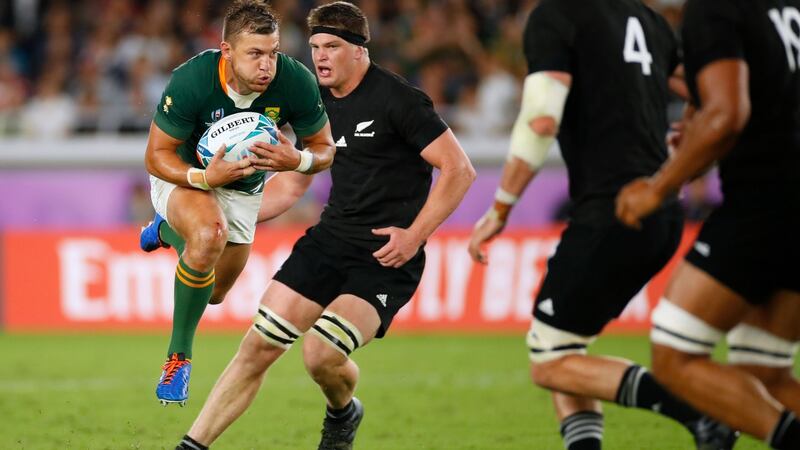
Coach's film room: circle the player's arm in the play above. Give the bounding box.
[144,121,256,190]
[256,171,314,222]
[616,59,750,228]
[248,121,335,174]
[468,70,571,264]
[372,129,476,268]
[669,64,690,101]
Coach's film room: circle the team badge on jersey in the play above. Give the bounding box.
[264,107,281,123]
[211,108,225,122]
[163,96,173,113]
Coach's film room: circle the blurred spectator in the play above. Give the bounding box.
[0,0,685,137]
[18,68,77,138]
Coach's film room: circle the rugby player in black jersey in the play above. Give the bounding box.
[469,0,736,449]
[616,0,800,447]
[174,2,475,449]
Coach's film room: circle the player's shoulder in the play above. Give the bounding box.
[370,64,431,104]
[172,49,220,77]
[684,0,743,20]
[529,0,583,22]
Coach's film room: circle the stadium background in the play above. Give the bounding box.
[0,1,788,449]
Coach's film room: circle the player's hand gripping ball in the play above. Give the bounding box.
[197,112,278,168]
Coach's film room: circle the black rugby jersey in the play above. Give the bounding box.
[524,0,679,213]
[682,0,800,199]
[319,63,448,250]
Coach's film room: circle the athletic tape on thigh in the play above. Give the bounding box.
[727,324,799,367]
[310,311,364,357]
[252,305,303,349]
[526,318,596,363]
[650,299,724,354]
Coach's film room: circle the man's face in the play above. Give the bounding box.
[309,33,360,89]
[223,31,280,93]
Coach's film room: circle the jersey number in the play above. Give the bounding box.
[623,17,653,76]
[768,7,800,72]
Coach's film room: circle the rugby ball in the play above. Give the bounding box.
[196,111,278,167]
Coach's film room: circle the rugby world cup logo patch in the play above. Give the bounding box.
[211,108,225,122]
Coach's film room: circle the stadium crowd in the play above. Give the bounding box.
[0,0,683,138]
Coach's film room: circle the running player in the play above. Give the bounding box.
[140,0,334,406]
[469,0,736,448]
[616,0,800,447]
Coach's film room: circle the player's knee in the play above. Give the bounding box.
[251,305,304,351]
[303,336,347,383]
[727,323,799,370]
[526,318,594,388]
[185,223,228,261]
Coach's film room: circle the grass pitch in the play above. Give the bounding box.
[0,332,789,449]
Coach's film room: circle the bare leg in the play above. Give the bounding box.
[209,242,250,304]
[651,262,784,440]
[732,290,800,415]
[530,354,630,403]
[186,281,324,446]
[302,294,381,409]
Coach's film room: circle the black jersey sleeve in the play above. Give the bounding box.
[682,0,744,74]
[389,86,448,153]
[523,0,577,74]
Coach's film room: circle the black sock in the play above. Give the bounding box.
[326,400,355,422]
[560,411,603,450]
[769,411,800,450]
[176,434,208,450]
[615,364,701,428]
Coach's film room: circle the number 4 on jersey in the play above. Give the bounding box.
[623,17,653,75]
[768,7,800,72]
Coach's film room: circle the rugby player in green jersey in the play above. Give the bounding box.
[140,0,334,406]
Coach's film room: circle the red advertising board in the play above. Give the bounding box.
[1,226,697,333]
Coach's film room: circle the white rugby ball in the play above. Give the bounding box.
[196,111,278,167]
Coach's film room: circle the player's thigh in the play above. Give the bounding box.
[165,185,227,239]
[209,242,251,303]
[248,280,326,351]
[534,214,681,336]
[740,290,800,342]
[302,293,383,368]
[662,261,751,331]
[212,187,262,245]
[725,290,800,370]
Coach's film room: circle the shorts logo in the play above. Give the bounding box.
[265,107,281,123]
[211,108,225,122]
[376,294,388,307]
[354,120,375,137]
[538,298,555,316]
[693,241,711,257]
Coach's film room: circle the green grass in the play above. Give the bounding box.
[0,333,789,449]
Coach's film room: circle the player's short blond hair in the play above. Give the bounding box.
[223,0,279,43]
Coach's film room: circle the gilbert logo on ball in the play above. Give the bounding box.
[196,111,278,167]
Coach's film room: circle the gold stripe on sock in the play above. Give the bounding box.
[177,263,215,283]
[176,270,215,289]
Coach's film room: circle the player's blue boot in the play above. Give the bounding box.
[140,213,170,252]
[690,416,739,450]
[318,397,364,450]
[156,353,191,407]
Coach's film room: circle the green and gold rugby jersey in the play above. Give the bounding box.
[154,50,328,193]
